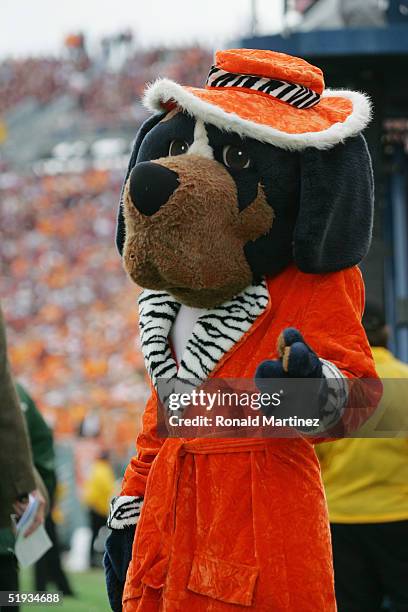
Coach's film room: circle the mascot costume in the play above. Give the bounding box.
[104,49,379,611]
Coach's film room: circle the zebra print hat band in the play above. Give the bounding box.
[206,65,321,110]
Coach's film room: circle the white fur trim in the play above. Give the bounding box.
[143,78,372,151]
[188,120,214,159]
[107,495,143,530]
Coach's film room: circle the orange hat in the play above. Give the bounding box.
[144,49,372,151]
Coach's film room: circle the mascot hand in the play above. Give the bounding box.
[255,328,328,416]
[104,525,135,612]
[256,328,323,380]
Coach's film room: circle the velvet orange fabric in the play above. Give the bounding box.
[184,87,354,136]
[215,49,325,94]
[121,265,378,611]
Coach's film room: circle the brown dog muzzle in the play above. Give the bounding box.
[123,154,274,308]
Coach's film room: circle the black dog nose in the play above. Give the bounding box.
[128,162,179,216]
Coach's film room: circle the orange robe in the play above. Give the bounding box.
[121,265,378,611]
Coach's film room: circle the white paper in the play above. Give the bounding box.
[14,494,52,568]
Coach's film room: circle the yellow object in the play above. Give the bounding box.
[0,121,7,143]
[83,459,115,517]
[317,347,408,523]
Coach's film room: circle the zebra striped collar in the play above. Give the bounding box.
[138,280,269,388]
[206,65,321,110]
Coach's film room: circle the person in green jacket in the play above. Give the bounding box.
[17,384,57,500]
[20,384,74,596]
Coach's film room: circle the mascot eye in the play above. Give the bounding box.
[222,145,250,170]
[169,140,189,156]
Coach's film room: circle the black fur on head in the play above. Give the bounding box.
[117,111,373,294]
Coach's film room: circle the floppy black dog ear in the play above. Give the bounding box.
[294,134,374,273]
[116,113,165,255]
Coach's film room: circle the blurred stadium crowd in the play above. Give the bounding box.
[0,42,211,127]
[0,39,211,448]
[0,168,145,444]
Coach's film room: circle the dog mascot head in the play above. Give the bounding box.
[117,49,373,308]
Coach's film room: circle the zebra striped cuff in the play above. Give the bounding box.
[107,495,143,530]
[318,359,348,432]
[297,360,348,436]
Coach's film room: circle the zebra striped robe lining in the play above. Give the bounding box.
[138,280,270,388]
